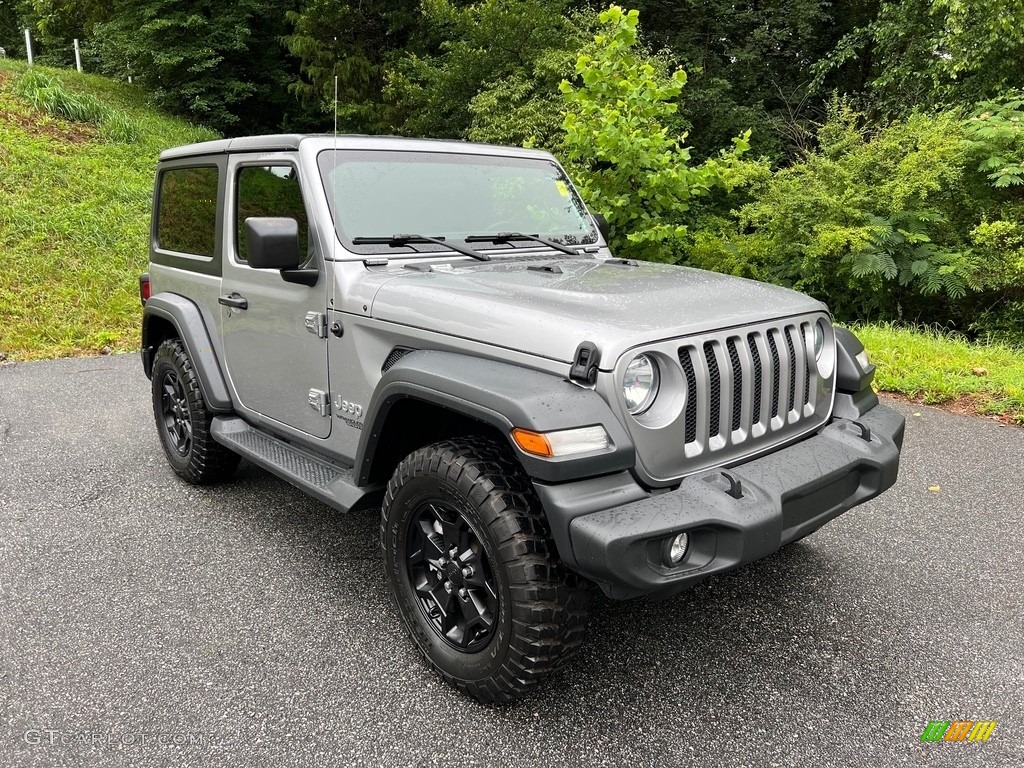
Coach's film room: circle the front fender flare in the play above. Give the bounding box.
[356,350,635,485]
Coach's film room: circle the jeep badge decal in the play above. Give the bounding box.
[333,395,364,430]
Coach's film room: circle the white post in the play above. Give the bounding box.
[74,39,82,72]
[24,28,33,65]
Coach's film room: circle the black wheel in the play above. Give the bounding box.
[381,437,588,704]
[151,338,239,484]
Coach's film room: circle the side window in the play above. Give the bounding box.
[157,166,219,257]
[236,165,310,262]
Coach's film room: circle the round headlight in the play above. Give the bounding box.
[623,354,660,415]
[814,320,825,360]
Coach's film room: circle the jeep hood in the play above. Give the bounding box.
[368,257,825,366]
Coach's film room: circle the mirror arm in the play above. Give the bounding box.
[280,268,319,286]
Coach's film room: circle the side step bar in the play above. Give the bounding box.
[210,416,381,512]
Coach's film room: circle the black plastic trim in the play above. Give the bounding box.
[280,268,319,286]
[356,350,635,485]
[835,327,876,392]
[832,388,879,420]
[569,341,600,384]
[538,402,904,598]
[211,416,379,513]
[141,293,233,412]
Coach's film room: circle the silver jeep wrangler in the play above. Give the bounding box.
[140,134,904,703]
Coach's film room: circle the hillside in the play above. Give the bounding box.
[0,60,216,360]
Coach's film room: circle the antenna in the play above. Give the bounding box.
[329,69,339,313]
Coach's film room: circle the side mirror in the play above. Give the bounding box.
[245,217,301,270]
[592,213,610,243]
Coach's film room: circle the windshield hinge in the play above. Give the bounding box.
[569,341,600,385]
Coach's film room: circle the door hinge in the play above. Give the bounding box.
[307,389,330,417]
[304,311,327,339]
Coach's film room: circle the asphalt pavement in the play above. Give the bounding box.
[1,354,1021,767]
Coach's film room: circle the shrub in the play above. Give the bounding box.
[556,6,756,263]
[689,100,1024,338]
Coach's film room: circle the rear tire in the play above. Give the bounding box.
[151,338,239,484]
[381,437,588,704]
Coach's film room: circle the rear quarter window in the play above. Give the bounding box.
[157,166,219,257]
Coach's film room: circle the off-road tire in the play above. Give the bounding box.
[151,338,239,484]
[381,437,588,704]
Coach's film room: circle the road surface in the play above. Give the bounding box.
[1,355,1021,767]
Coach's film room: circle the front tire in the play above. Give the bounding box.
[381,437,588,704]
[151,338,239,484]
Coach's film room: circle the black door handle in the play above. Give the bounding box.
[218,293,248,310]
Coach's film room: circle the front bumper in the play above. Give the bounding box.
[534,402,905,600]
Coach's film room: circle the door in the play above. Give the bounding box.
[220,156,332,439]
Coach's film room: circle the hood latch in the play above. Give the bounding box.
[569,341,600,385]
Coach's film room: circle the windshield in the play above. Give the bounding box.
[317,150,598,254]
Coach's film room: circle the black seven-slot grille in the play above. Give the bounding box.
[677,320,817,450]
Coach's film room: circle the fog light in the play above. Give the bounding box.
[665,532,689,566]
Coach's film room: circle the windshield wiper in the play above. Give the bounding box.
[352,234,490,262]
[464,232,582,257]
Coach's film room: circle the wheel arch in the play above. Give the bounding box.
[356,350,635,487]
[142,293,233,412]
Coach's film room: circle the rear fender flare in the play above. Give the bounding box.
[142,293,233,413]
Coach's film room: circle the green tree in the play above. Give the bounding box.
[89,0,302,134]
[284,0,419,133]
[815,0,1024,116]
[20,0,111,65]
[1,1,27,59]
[557,6,754,263]
[384,0,583,139]
[466,45,578,148]
[629,0,881,161]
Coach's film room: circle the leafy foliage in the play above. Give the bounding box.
[815,0,1024,116]
[689,101,1024,337]
[557,6,754,263]
[1,1,28,59]
[466,44,578,149]
[87,0,302,134]
[382,0,583,139]
[6,0,1024,341]
[963,92,1024,188]
[632,0,881,161]
[284,0,419,133]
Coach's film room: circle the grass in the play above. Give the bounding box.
[853,323,1024,424]
[0,59,215,360]
[13,67,140,142]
